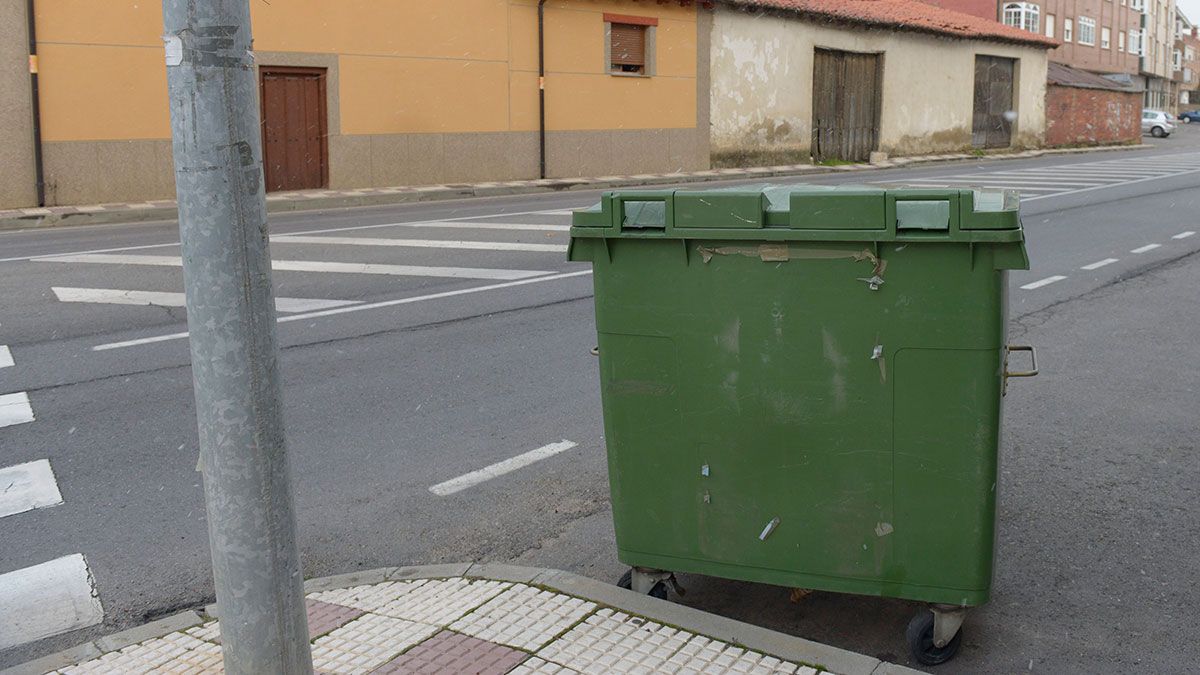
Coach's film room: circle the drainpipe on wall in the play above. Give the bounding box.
[27,0,45,206]
[538,0,547,179]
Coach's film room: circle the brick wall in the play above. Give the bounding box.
[1045,85,1140,146]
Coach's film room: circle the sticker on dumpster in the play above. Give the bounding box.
[759,517,781,541]
[163,35,183,66]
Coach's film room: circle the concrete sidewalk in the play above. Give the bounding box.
[5,564,922,675]
[0,145,1145,232]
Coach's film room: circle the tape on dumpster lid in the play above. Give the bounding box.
[696,245,888,281]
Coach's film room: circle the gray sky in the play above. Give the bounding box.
[1180,0,1200,24]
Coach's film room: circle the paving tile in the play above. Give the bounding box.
[449,584,595,651]
[308,599,368,638]
[370,630,528,674]
[61,633,222,674]
[309,613,438,674]
[308,580,426,613]
[536,608,693,674]
[664,634,812,675]
[182,599,365,646]
[369,578,509,626]
[508,656,582,674]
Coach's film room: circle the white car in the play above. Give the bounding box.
[1142,109,1176,137]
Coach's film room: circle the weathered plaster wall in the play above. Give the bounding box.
[709,6,1048,163]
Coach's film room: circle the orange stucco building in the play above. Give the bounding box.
[1,0,710,208]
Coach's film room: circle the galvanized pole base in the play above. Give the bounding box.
[161,1,313,672]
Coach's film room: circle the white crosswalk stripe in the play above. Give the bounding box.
[36,253,553,281]
[0,391,35,428]
[0,459,64,519]
[0,554,104,650]
[52,287,361,313]
[0,345,12,369]
[378,221,570,232]
[0,345,104,649]
[273,234,567,253]
[886,155,1200,198]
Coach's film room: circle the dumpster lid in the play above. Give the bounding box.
[570,184,1025,243]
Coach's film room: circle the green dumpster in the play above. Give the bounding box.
[568,185,1037,665]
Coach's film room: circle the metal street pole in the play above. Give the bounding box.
[161,1,313,672]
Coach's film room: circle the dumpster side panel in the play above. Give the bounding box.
[892,347,1002,605]
[599,332,700,558]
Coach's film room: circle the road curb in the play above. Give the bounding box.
[3,563,924,675]
[0,143,1150,232]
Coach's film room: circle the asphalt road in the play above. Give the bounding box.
[2,131,1199,672]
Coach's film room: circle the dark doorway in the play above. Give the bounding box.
[811,48,882,163]
[259,66,328,192]
[972,56,1016,149]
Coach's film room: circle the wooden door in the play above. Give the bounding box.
[972,56,1015,149]
[811,49,882,163]
[260,67,328,192]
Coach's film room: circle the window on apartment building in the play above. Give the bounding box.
[1102,27,1111,48]
[1187,46,1196,61]
[605,15,656,76]
[1003,2,1040,33]
[1130,0,1144,10]
[1186,66,1194,83]
[1078,17,1097,45]
[1129,29,1143,55]
[1064,18,1074,41]
[1174,48,1183,69]
[1046,13,1056,37]
[1119,30,1126,51]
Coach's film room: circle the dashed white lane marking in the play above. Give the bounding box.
[0,345,12,369]
[1130,243,1162,254]
[272,235,567,253]
[91,269,594,351]
[0,554,104,650]
[1020,275,1068,290]
[429,440,580,496]
[35,254,551,281]
[51,287,361,314]
[1173,231,1196,239]
[0,459,64,519]
[1081,258,1119,270]
[0,392,35,428]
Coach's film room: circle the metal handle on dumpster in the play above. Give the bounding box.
[1004,345,1038,378]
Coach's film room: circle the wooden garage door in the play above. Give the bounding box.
[811,49,882,163]
[972,56,1015,149]
[260,67,328,192]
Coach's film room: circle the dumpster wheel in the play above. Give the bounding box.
[906,608,963,666]
[617,569,669,600]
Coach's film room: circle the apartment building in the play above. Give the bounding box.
[1000,0,1176,108]
[1173,11,1200,107]
[1141,0,1177,108]
[1001,0,1141,74]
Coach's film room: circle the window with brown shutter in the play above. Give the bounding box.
[604,13,657,76]
[610,23,647,73]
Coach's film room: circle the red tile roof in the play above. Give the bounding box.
[726,0,1059,48]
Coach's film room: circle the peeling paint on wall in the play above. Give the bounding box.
[709,6,1049,161]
